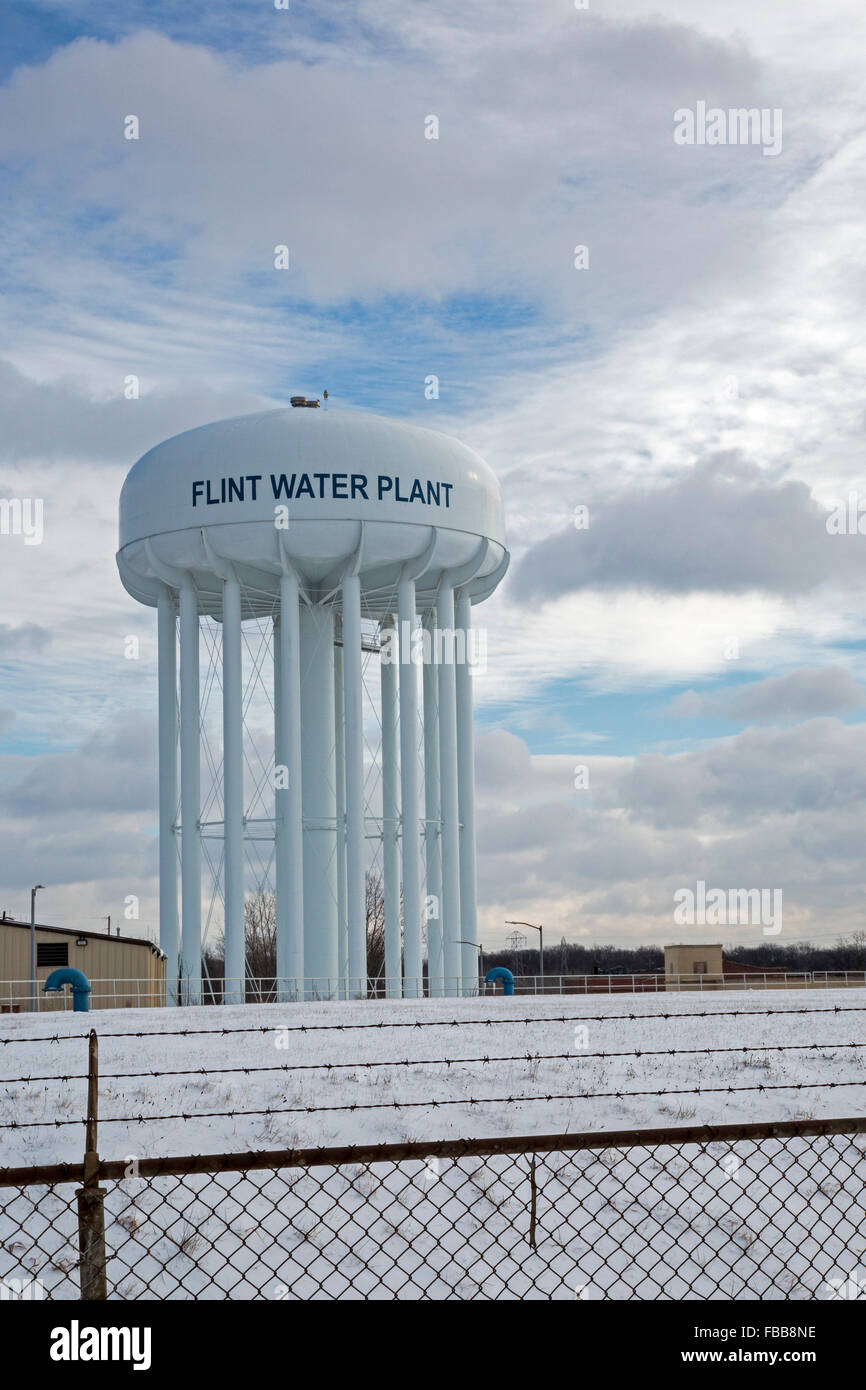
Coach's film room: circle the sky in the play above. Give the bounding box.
[1,0,865,958]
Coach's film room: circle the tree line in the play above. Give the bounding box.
[203,885,866,987]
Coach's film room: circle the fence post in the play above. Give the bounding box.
[528,1152,538,1250]
[76,1028,107,1300]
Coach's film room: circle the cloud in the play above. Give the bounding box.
[0,360,273,464]
[1,714,158,817]
[0,622,52,655]
[596,717,866,829]
[475,719,866,945]
[0,16,800,366]
[2,3,866,954]
[511,456,866,603]
[669,666,866,723]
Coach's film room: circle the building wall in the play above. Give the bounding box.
[664,943,724,990]
[662,945,866,992]
[0,924,165,1011]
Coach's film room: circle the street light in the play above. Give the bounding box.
[506,919,543,991]
[454,940,484,995]
[30,885,44,1012]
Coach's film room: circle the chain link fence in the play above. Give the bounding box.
[4,1028,865,1300]
[3,1117,866,1300]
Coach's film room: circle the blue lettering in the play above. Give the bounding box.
[271,473,295,499]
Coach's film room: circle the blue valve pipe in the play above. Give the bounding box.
[43,967,92,1012]
[484,966,515,996]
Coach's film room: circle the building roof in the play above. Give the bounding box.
[665,943,724,949]
[0,917,162,953]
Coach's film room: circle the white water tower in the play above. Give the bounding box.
[117,403,509,1002]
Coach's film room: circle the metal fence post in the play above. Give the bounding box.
[76,1028,107,1300]
[528,1152,538,1250]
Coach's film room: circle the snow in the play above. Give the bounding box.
[2,990,865,1299]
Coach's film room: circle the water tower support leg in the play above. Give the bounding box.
[423,610,443,997]
[381,615,402,998]
[342,576,367,999]
[334,637,348,998]
[276,573,304,1000]
[300,603,339,997]
[157,588,179,1004]
[455,588,479,998]
[437,584,462,998]
[398,579,423,998]
[279,572,307,1000]
[273,615,285,995]
[179,584,201,1005]
[222,576,245,1005]
[278,608,304,1000]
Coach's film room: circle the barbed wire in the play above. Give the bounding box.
[3,1000,866,1045]
[3,1038,866,1087]
[3,1075,866,1130]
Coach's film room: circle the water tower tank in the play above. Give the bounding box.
[118,405,509,1002]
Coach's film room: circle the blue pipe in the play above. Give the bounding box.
[43,967,92,1012]
[485,967,515,996]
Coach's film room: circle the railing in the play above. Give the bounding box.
[0,978,169,1012]
[3,970,865,1011]
[496,971,866,994]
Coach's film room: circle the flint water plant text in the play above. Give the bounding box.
[191,473,454,508]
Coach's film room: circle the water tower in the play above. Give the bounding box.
[117,403,508,1002]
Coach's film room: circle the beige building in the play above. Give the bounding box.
[0,916,166,1012]
[664,941,866,993]
[664,943,724,990]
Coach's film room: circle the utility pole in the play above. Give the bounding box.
[30,884,44,1011]
[506,920,543,991]
[455,939,484,993]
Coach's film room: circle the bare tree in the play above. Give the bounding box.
[366,869,386,981]
[205,878,393,993]
[245,889,277,981]
[839,930,866,969]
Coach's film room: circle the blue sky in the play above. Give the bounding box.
[0,1,328,75]
[1,0,866,950]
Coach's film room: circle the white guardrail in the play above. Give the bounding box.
[1,971,865,1011]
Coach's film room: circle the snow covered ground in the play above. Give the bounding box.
[2,990,865,1299]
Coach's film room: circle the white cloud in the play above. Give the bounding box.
[669,666,866,722]
[2,3,866,953]
[475,719,866,949]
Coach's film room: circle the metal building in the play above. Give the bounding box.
[117,403,509,1002]
[0,916,166,1011]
